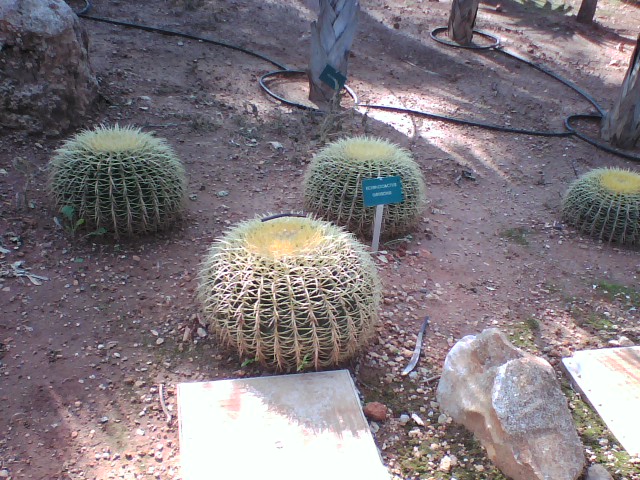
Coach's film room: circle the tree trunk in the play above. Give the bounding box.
[308,0,359,109]
[601,34,640,149]
[448,0,479,46]
[576,0,598,24]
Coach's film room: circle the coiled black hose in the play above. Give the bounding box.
[75,1,640,161]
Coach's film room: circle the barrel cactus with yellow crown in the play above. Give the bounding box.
[561,167,640,246]
[48,125,186,238]
[303,136,427,238]
[197,215,381,371]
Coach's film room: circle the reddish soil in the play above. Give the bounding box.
[1,0,639,479]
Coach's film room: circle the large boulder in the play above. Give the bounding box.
[0,0,98,135]
[585,464,613,480]
[436,328,585,480]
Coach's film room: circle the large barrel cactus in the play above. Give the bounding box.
[561,167,640,246]
[303,136,427,238]
[48,125,186,237]
[197,215,381,371]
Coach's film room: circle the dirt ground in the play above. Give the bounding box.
[1,0,640,479]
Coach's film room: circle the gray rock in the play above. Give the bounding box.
[617,335,635,347]
[436,328,585,480]
[0,0,98,134]
[585,464,613,480]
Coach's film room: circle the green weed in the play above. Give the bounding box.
[397,424,508,480]
[56,205,107,238]
[525,316,541,332]
[241,358,257,368]
[58,205,85,235]
[508,320,539,352]
[296,353,312,372]
[596,281,640,307]
[579,313,615,332]
[499,227,530,246]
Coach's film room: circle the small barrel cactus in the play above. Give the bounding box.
[197,215,381,371]
[561,167,640,246]
[303,136,427,238]
[48,125,186,237]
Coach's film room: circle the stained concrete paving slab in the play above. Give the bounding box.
[178,369,389,480]
[562,346,640,456]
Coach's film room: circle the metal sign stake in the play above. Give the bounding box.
[362,175,404,254]
[371,204,384,253]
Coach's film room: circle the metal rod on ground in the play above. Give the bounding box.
[402,316,431,376]
[371,204,384,252]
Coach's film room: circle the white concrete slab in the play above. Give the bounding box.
[562,346,640,456]
[178,370,389,480]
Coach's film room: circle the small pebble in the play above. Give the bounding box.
[364,402,388,422]
[411,413,425,426]
[370,421,380,434]
[439,455,452,472]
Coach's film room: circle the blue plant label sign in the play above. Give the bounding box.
[319,64,347,90]
[362,176,404,207]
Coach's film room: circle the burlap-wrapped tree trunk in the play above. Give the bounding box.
[601,35,640,149]
[308,0,359,108]
[448,0,479,46]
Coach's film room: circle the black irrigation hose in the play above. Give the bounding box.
[261,213,308,222]
[259,70,359,111]
[430,26,501,50]
[75,0,92,16]
[495,48,606,117]
[75,1,640,161]
[566,114,640,161]
[77,2,289,71]
[431,26,605,116]
[429,26,620,149]
[355,102,572,137]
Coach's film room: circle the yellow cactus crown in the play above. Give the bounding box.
[598,168,640,195]
[244,216,325,259]
[341,137,399,162]
[68,124,170,154]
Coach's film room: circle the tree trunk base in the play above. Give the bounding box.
[600,34,640,149]
[308,72,336,108]
[308,0,359,111]
[448,0,479,46]
[576,0,598,24]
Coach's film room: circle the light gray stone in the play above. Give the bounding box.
[436,328,585,480]
[585,464,613,480]
[0,0,98,134]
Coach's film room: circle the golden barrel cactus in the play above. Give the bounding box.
[197,215,381,371]
[561,167,640,246]
[48,125,186,237]
[303,136,427,238]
